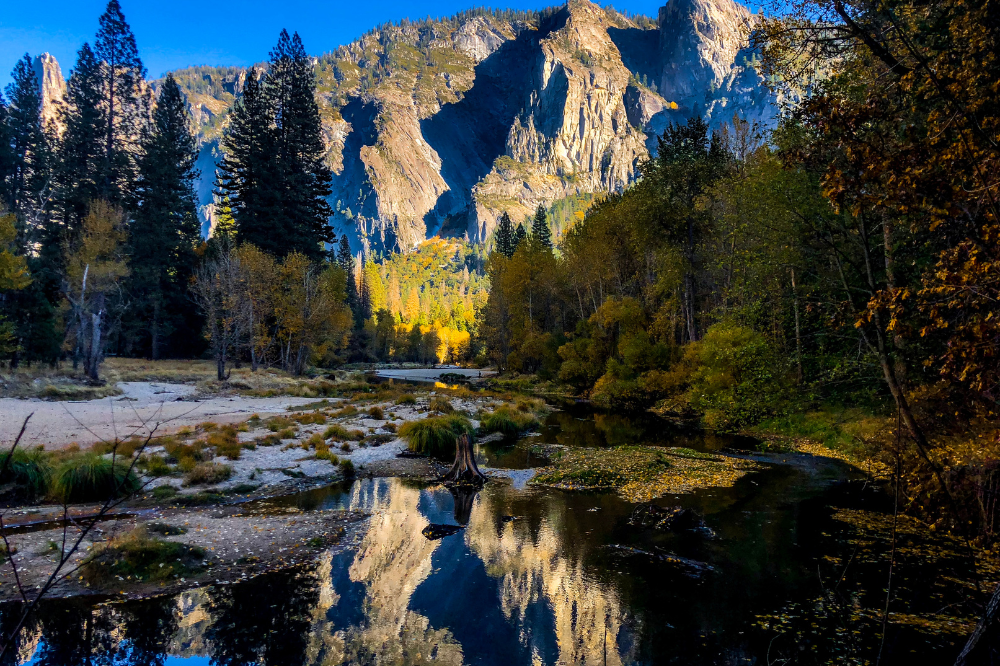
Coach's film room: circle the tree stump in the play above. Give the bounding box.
[443,434,486,487]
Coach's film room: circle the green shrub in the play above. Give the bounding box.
[367,406,385,420]
[429,396,454,414]
[315,443,339,463]
[684,323,790,430]
[0,448,52,497]
[266,416,295,432]
[323,425,364,441]
[277,427,297,440]
[398,414,474,458]
[81,527,205,584]
[137,454,172,477]
[152,485,177,500]
[184,462,233,486]
[52,454,142,503]
[339,459,355,478]
[479,405,540,436]
[330,405,359,418]
[395,394,417,405]
[208,426,242,460]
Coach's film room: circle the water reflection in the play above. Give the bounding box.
[10,479,645,665]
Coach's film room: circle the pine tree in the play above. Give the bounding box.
[93,0,147,203]
[514,223,527,251]
[531,204,552,249]
[337,235,358,316]
[0,92,10,200]
[4,55,47,221]
[264,30,334,260]
[55,43,106,238]
[127,74,201,358]
[2,57,60,365]
[494,211,515,258]
[216,69,279,252]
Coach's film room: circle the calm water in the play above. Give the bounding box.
[0,407,974,665]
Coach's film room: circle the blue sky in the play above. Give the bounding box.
[1,0,671,86]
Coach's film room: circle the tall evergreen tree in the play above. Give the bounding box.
[216,69,279,251]
[55,43,106,239]
[531,204,552,249]
[93,0,147,203]
[513,223,527,251]
[127,74,201,358]
[3,55,47,222]
[2,56,60,365]
[494,211,516,258]
[0,92,10,199]
[337,235,359,316]
[263,30,334,260]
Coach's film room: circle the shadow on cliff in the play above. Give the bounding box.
[607,26,661,85]
[420,8,569,237]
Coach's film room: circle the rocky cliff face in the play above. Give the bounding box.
[32,53,66,131]
[36,0,775,253]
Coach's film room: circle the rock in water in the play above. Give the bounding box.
[422,524,464,540]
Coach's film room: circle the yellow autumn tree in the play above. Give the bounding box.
[64,201,129,380]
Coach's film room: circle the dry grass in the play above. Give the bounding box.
[0,358,370,400]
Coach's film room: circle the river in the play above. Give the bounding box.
[1,405,975,664]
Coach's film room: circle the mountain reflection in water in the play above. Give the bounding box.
[14,446,937,666]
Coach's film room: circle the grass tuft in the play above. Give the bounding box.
[184,462,233,486]
[52,454,141,503]
[398,414,474,458]
[0,448,53,497]
[479,405,540,436]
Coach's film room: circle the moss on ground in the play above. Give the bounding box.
[532,445,763,502]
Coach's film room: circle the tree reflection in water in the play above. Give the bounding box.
[205,568,319,666]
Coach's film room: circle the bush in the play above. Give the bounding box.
[395,394,417,405]
[683,323,790,431]
[266,416,295,432]
[184,462,233,486]
[163,440,208,467]
[315,443,338,463]
[382,422,397,433]
[208,426,242,460]
[323,425,364,441]
[52,454,142,503]
[429,396,454,414]
[398,414,474,458]
[152,485,177,500]
[367,406,385,420]
[0,448,52,497]
[479,405,540,436]
[137,454,172,477]
[81,526,205,584]
[339,459,355,478]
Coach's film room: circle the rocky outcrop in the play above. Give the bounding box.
[159,0,776,253]
[32,53,66,132]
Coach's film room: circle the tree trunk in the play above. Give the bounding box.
[151,301,161,360]
[791,267,804,384]
[87,292,104,381]
[449,485,478,525]
[443,434,485,486]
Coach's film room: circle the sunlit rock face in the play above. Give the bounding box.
[32,53,66,132]
[160,0,773,253]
